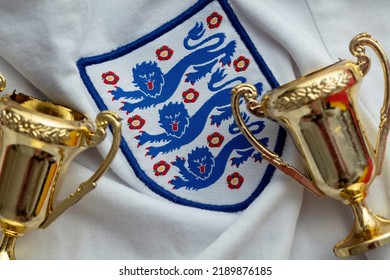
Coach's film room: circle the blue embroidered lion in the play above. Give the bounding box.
[132,61,165,98]
[207,68,263,127]
[109,22,236,114]
[169,116,269,191]
[135,69,252,158]
[135,102,190,150]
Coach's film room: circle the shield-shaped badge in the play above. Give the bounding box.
[78,0,285,212]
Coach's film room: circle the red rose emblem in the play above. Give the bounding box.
[156,45,174,61]
[127,115,145,130]
[227,172,244,189]
[102,71,120,85]
[207,132,224,148]
[207,12,223,29]
[182,88,199,103]
[153,160,171,176]
[233,56,250,72]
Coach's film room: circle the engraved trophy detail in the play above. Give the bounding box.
[231,33,390,257]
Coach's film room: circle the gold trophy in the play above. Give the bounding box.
[231,33,390,257]
[0,73,122,259]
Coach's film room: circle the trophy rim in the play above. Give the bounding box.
[9,92,87,121]
[0,92,94,130]
[0,92,96,146]
[262,59,363,115]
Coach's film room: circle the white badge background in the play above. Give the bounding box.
[82,0,281,209]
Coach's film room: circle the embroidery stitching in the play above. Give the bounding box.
[77,0,286,212]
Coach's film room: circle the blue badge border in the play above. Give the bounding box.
[77,0,286,212]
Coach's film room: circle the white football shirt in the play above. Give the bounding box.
[0,0,389,260]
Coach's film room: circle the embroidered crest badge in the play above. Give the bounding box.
[78,0,286,212]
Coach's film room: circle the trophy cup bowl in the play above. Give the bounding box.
[0,75,122,259]
[231,33,390,257]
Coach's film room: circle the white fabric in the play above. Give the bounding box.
[0,0,389,259]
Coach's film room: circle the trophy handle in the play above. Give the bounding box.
[40,111,122,228]
[231,84,324,197]
[350,33,390,175]
[0,73,6,92]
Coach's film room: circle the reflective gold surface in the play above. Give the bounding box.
[231,33,390,257]
[0,76,122,259]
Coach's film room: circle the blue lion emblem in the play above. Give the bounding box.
[78,0,285,211]
[169,116,269,190]
[158,102,190,138]
[109,22,236,114]
[132,61,165,98]
[135,69,261,158]
[135,102,190,151]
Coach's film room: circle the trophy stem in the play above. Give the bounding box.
[334,183,390,257]
[0,232,17,260]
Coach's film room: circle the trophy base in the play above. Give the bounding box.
[0,232,17,260]
[334,214,390,257]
